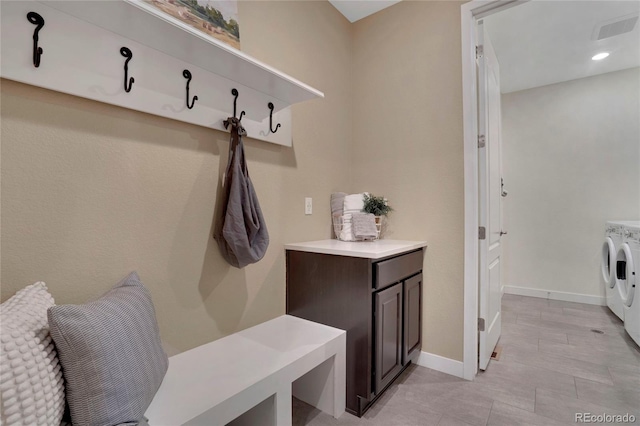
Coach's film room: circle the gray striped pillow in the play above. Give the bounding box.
[48,272,168,426]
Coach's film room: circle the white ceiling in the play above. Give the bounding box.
[484,1,640,93]
[329,0,401,23]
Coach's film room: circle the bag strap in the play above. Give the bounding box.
[237,130,249,178]
[224,117,245,178]
[223,117,251,179]
[225,125,237,178]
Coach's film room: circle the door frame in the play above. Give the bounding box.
[461,0,527,380]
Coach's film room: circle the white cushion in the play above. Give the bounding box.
[0,282,65,426]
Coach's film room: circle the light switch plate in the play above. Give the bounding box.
[305,197,312,215]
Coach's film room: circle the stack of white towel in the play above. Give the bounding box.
[331,192,378,241]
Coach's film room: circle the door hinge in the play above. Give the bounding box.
[478,318,485,332]
[476,45,484,59]
[478,135,486,148]
[479,226,486,240]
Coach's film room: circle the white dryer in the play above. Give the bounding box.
[616,222,640,346]
[603,221,626,320]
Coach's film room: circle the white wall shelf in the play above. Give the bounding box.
[0,0,325,146]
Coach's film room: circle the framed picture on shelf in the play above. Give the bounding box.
[143,0,240,50]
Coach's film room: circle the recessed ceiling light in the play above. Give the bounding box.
[592,52,610,61]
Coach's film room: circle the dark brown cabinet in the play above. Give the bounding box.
[286,245,425,416]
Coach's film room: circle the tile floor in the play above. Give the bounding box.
[293,294,640,425]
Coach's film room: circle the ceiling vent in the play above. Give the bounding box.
[593,14,639,40]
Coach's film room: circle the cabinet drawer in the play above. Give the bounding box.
[374,250,423,290]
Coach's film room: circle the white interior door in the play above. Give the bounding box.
[477,21,503,371]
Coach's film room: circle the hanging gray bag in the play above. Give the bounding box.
[213,117,269,268]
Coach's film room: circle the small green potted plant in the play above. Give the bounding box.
[362,194,393,216]
[362,194,393,238]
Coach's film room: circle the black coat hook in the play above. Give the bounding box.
[27,12,45,68]
[120,47,134,93]
[231,88,245,121]
[224,88,246,132]
[183,69,198,109]
[268,102,281,134]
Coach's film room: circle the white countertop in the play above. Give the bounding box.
[284,239,427,259]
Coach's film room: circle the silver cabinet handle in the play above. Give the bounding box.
[500,230,508,236]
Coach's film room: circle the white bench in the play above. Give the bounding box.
[144,315,346,425]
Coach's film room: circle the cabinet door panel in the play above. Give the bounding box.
[403,273,422,364]
[375,282,403,393]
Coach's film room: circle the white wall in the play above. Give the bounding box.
[501,67,640,301]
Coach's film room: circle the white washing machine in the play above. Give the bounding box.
[616,222,640,346]
[603,221,626,320]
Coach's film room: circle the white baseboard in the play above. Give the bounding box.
[503,285,606,306]
[416,351,465,379]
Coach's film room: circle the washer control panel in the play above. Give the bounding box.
[606,224,625,236]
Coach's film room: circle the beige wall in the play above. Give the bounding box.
[1,1,353,354]
[352,1,465,361]
[2,0,467,363]
[502,68,640,298]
